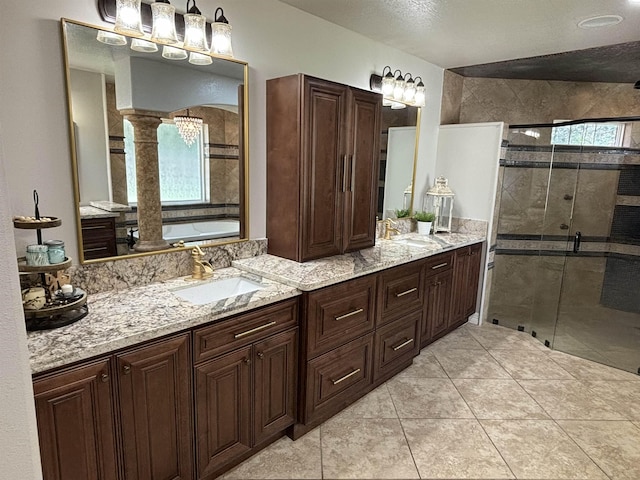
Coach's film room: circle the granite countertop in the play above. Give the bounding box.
[28,267,300,374]
[79,206,121,219]
[232,232,485,291]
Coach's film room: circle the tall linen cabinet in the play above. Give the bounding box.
[267,74,381,262]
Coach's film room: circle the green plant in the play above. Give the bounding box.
[394,208,411,218]
[414,211,435,222]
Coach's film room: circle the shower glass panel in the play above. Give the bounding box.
[488,118,640,374]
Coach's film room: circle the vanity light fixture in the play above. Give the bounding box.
[210,7,234,57]
[96,29,128,45]
[183,0,208,52]
[114,0,145,36]
[131,38,158,52]
[370,67,426,107]
[150,0,178,44]
[174,109,203,146]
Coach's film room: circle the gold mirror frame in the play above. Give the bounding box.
[61,19,250,264]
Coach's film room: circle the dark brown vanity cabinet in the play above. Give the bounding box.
[266,74,381,262]
[193,299,299,480]
[450,243,483,328]
[81,217,118,260]
[33,333,192,480]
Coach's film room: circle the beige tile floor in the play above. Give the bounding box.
[219,323,640,480]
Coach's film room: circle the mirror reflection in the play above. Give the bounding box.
[62,20,248,262]
[377,105,420,219]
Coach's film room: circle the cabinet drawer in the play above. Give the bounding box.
[305,333,373,422]
[424,252,454,276]
[377,261,424,324]
[193,298,298,363]
[305,275,376,358]
[373,311,421,382]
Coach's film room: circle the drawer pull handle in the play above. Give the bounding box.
[335,308,364,321]
[392,338,414,351]
[82,225,108,230]
[332,368,361,385]
[234,321,277,339]
[84,247,109,252]
[431,262,448,270]
[395,287,417,297]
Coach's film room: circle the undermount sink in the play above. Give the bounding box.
[173,277,265,305]
[392,237,434,248]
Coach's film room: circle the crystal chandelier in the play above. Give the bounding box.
[174,110,203,146]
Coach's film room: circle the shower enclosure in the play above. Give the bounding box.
[487,117,640,374]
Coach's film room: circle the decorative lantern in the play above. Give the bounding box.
[403,182,413,211]
[423,176,455,233]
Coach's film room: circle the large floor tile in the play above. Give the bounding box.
[401,419,514,479]
[489,349,574,379]
[434,349,511,379]
[387,377,474,419]
[453,379,549,420]
[395,350,448,379]
[547,350,640,381]
[425,327,486,353]
[518,380,626,420]
[585,381,640,420]
[218,429,322,479]
[481,420,608,479]
[558,420,640,480]
[332,383,397,419]
[467,325,549,351]
[320,418,419,479]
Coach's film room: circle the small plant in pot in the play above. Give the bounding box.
[394,208,411,219]
[414,211,435,235]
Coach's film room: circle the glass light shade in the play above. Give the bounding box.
[96,30,127,46]
[382,97,393,106]
[381,73,395,97]
[393,77,405,101]
[390,101,406,110]
[131,38,158,52]
[414,85,426,107]
[174,115,203,146]
[403,79,416,102]
[183,13,208,52]
[114,0,144,36]
[151,2,178,44]
[189,51,213,65]
[210,22,233,57]
[162,45,188,60]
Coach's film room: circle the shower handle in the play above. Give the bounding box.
[573,231,582,253]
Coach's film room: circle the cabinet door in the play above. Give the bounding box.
[301,78,349,261]
[116,334,193,480]
[33,359,118,480]
[343,88,381,252]
[423,270,454,345]
[194,346,252,479]
[253,329,298,445]
[464,243,483,317]
[451,244,483,327]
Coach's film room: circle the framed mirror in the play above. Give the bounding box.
[61,19,249,263]
[377,105,421,219]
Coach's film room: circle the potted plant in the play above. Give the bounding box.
[394,208,411,219]
[414,211,435,235]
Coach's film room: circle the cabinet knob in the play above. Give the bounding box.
[257,352,264,359]
[123,365,131,374]
[244,358,251,365]
[100,373,109,382]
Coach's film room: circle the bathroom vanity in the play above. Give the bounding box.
[29,235,483,480]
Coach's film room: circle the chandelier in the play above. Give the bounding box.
[174,110,203,146]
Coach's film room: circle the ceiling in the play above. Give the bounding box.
[278,0,640,83]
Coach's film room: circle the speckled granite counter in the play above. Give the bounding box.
[79,206,120,219]
[233,233,485,291]
[28,267,300,374]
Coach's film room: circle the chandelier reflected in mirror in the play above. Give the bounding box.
[174,109,203,146]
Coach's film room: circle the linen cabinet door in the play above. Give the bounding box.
[33,359,118,480]
[194,346,252,480]
[116,333,193,480]
[342,88,381,252]
[253,329,298,445]
[424,270,454,344]
[450,243,483,328]
[301,78,349,261]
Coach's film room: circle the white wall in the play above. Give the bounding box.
[0,2,444,476]
[70,69,111,204]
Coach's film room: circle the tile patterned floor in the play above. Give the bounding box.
[219,323,640,480]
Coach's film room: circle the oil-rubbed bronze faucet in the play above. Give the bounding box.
[383,218,401,240]
[188,245,213,281]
